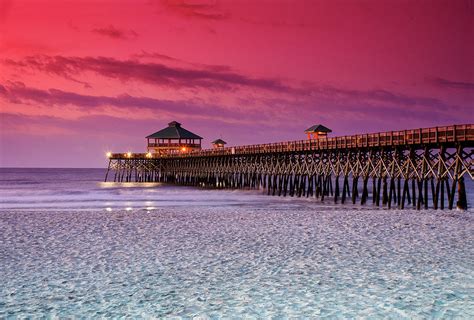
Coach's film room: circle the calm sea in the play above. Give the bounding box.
[0,168,473,318]
[0,168,290,211]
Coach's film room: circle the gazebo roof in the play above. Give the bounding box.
[304,124,332,133]
[146,121,203,139]
[211,139,227,145]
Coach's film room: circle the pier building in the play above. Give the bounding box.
[146,121,202,155]
[106,124,473,210]
[305,124,332,140]
[212,139,227,149]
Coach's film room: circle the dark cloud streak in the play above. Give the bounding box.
[431,77,474,91]
[5,55,464,111]
[159,0,228,20]
[0,82,264,123]
[91,25,138,40]
[3,55,470,123]
[131,50,232,72]
[3,55,292,93]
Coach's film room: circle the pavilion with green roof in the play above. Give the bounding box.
[146,121,202,154]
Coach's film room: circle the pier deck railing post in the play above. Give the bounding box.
[104,124,473,210]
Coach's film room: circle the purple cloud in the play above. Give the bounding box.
[132,51,182,62]
[2,80,470,135]
[0,84,7,95]
[159,0,228,20]
[431,77,474,90]
[3,54,472,128]
[3,55,291,92]
[312,86,450,110]
[131,50,232,72]
[0,82,266,123]
[5,55,469,113]
[91,25,138,40]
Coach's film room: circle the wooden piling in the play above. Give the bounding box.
[457,177,467,210]
[104,125,473,210]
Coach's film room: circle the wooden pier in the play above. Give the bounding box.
[105,124,474,210]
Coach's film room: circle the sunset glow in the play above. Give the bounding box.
[0,0,473,167]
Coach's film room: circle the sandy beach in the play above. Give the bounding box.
[1,205,473,318]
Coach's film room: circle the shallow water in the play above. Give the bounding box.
[0,168,473,318]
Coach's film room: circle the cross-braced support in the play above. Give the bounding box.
[105,142,473,210]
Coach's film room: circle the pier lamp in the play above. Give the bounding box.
[127,152,132,158]
[106,152,112,158]
[146,152,152,158]
[181,147,187,152]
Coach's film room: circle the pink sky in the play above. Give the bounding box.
[0,0,473,167]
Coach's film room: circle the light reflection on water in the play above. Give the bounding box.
[1,168,473,212]
[0,168,346,211]
[98,181,163,188]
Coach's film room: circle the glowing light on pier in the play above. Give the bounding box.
[106,152,112,158]
[146,152,152,158]
[104,124,473,210]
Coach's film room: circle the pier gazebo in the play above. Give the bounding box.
[211,139,227,149]
[304,124,332,140]
[146,121,202,154]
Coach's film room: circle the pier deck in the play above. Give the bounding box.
[105,124,473,210]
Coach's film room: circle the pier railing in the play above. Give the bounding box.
[105,124,473,210]
[110,124,474,159]
[147,143,201,148]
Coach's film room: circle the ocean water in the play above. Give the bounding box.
[0,168,473,318]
